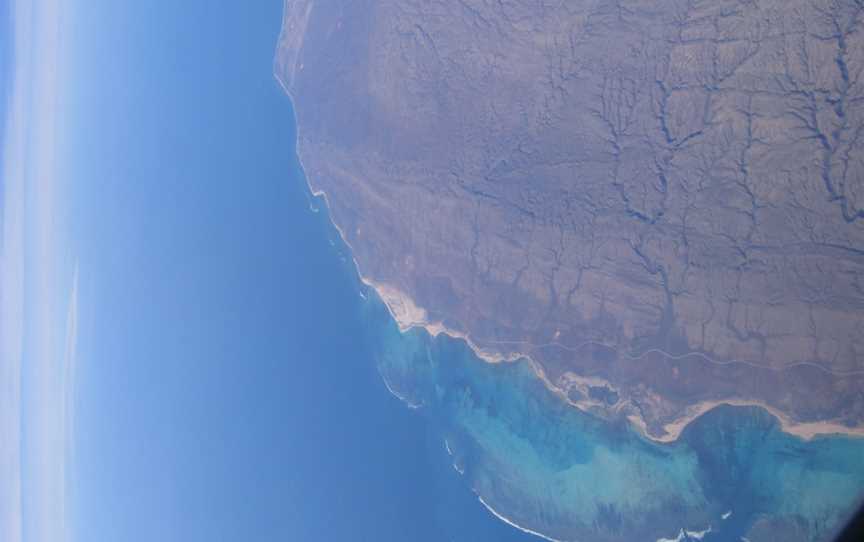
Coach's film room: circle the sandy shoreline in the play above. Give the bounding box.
[357,271,864,442]
[651,398,864,443]
[271,13,864,446]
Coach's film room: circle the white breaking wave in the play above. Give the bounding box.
[443,439,465,473]
[378,372,423,409]
[476,495,563,542]
[657,525,712,542]
[657,528,687,542]
[687,525,712,539]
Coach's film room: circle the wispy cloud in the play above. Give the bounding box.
[60,263,79,536]
[0,176,24,542]
[0,0,34,538]
[1,0,75,540]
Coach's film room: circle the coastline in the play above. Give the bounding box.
[476,495,563,542]
[271,8,864,447]
[644,398,864,444]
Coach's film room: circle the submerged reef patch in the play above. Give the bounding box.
[363,291,864,542]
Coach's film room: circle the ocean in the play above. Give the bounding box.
[367,292,864,541]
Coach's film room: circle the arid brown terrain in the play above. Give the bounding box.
[276,0,864,440]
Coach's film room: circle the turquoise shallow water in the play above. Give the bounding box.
[363,288,864,542]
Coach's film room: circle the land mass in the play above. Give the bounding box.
[275,0,864,441]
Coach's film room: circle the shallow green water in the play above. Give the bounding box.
[363,291,864,542]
